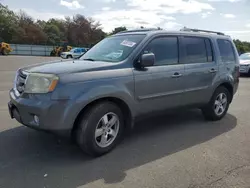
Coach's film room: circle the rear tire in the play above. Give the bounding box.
[76,102,124,157]
[202,86,231,121]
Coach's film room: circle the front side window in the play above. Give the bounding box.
[217,39,236,62]
[80,34,145,62]
[183,37,208,64]
[143,37,178,65]
[74,49,81,53]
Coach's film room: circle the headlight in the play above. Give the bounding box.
[24,73,59,93]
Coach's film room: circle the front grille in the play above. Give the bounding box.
[15,69,27,94]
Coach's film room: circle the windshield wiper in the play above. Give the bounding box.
[83,58,95,61]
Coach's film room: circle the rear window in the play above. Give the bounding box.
[217,39,236,62]
[183,37,213,63]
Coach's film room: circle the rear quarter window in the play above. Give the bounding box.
[217,39,236,62]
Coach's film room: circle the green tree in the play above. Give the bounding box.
[0,3,18,42]
[13,10,47,44]
[110,26,127,35]
[233,39,250,55]
[44,24,61,45]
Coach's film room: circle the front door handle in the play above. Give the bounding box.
[209,68,217,73]
[171,72,182,78]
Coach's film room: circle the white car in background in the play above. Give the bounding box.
[61,48,88,59]
[239,53,250,75]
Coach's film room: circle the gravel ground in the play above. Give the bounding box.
[0,56,249,188]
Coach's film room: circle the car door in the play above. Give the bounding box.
[180,36,217,106]
[133,36,186,115]
[73,49,80,58]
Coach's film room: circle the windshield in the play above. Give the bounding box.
[70,48,77,52]
[80,34,145,62]
[239,53,250,60]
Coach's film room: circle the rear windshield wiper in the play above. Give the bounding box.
[83,58,95,61]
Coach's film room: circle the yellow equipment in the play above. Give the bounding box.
[50,45,72,57]
[0,42,12,55]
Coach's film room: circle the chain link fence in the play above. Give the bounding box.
[9,44,55,56]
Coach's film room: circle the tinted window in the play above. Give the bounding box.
[183,37,207,63]
[144,37,178,65]
[74,49,80,53]
[217,39,236,62]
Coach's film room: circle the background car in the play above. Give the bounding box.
[61,48,87,59]
[239,53,250,75]
[50,45,72,57]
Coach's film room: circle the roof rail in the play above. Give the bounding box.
[180,27,225,36]
[118,28,161,34]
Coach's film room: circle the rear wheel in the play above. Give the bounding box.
[202,86,231,121]
[76,102,124,157]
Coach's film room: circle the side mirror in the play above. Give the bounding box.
[139,53,155,67]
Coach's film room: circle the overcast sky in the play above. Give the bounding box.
[1,0,250,41]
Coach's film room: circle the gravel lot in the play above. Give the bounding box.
[0,56,249,188]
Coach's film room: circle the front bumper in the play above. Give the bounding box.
[8,89,74,137]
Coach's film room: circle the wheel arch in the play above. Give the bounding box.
[216,82,234,103]
[72,96,134,136]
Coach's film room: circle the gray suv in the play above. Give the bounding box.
[8,28,239,156]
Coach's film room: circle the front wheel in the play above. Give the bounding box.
[76,102,124,157]
[202,86,231,121]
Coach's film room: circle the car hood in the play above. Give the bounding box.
[22,59,117,74]
[240,60,250,65]
[61,52,70,55]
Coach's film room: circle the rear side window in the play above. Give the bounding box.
[144,37,179,66]
[183,37,212,64]
[217,39,236,62]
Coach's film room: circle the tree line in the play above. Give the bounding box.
[1,3,250,53]
[0,3,126,47]
[233,39,250,55]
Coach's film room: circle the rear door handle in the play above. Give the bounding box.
[209,68,217,73]
[171,72,182,78]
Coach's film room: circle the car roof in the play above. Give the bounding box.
[114,28,231,40]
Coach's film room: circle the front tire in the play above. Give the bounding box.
[76,102,124,157]
[202,86,231,121]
